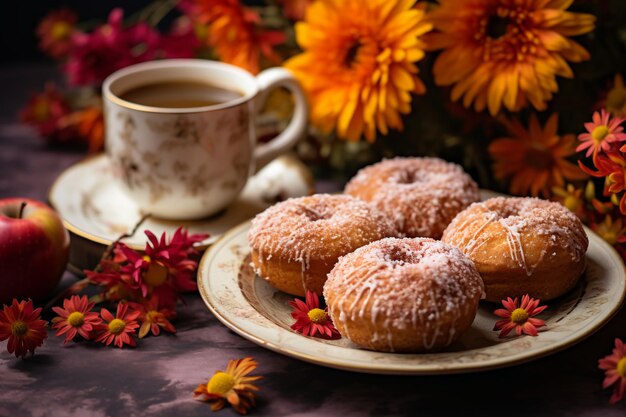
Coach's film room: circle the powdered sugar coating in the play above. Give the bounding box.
[324,238,484,352]
[247,194,399,293]
[344,157,480,238]
[442,197,588,276]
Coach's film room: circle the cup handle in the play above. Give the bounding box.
[253,67,308,173]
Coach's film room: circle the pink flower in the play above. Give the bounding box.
[599,338,626,404]
[158,16,200,59]
[64,8,160,86]
[289,291,340,339]
[493,294,547,338]
[577,109,626,159]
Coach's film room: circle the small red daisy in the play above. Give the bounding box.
[289,290,340,339]
[493,294,547,338]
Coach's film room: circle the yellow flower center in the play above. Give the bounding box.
[33,101,51,122]
[307,308,327,323]
[607,89,626,113]
[108,318,126,335]
[145,310,159,323]
[11,320,27,337]
[510,308,529,324]
[207,372,235,395]
[51,21,72,40]
[563,195,581,212]
[67,311,85,327]
[617,357,626,378]
[142,256,168,287]
[601,230,618,246]
[592,125,610,142]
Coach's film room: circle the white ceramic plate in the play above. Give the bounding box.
[198,214,626,375]
[49,154,313,250]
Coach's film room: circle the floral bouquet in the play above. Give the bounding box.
[22,0,626,262]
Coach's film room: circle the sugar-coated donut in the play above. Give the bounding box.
[324,238,484,352]
[247,194,398,296]
[344,157,480,238]
[442,197,588,302]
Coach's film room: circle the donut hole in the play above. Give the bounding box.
[395,170,423,184]
[490,204,521,220]
[300,205,333,222]
[379,246,421,266]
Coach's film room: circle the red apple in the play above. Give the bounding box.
[0,198,69,304]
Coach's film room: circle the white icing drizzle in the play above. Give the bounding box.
[345,157,480,238]
[247,194,398,292]
[442,197,589,276]
[324,238,483,352]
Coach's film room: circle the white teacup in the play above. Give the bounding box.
[102,59,307,220]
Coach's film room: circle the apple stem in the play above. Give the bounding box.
[18,201,27,219]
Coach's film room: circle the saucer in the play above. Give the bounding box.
[49,154,314,271]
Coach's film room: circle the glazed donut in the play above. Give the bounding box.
[441,197,588,302]
[324,238,484,353]
[247,194,398,296]
[344,157,480,238]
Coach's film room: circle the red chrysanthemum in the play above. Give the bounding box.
[36,8,77,59]
[0,299,48,358]
[64,8,160,86]
[95,303,140,348]
[119,228,207,304]
[289,290,340,339]
[128,296,176,338]
[579,152,626,215]
[599,338,626,404]
[493,294,547,338]
[51,295,102,344]
[19,82,74,141]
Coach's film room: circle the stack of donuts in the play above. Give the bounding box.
[247,157,588,353]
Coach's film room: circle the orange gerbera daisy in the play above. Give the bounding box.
[285,0,432,142]
[191,0,286,74]
[426,0,595,115]
[194,357,262,414]
[488,113,587,197]
[95,303,140,348]
[0,299,48,358]
[59,106,105,153]
[51,295,102,344]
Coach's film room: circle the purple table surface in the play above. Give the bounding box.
[1,63,626,417]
